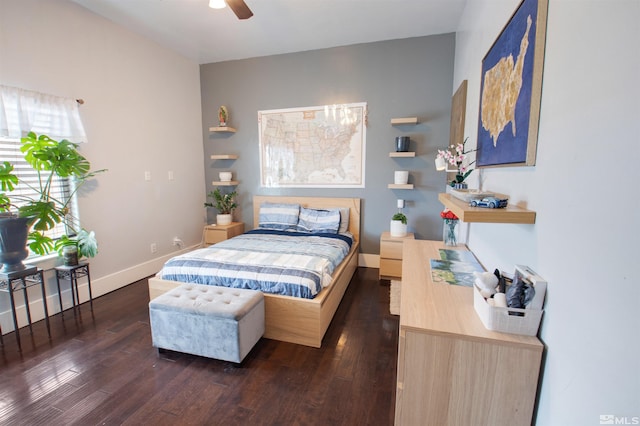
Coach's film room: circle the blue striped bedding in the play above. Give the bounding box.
[159,229,354,299]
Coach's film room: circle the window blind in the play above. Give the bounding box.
[0,137,77,241]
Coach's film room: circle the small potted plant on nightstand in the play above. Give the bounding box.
[205,188,237,226]
[390,212,408,237]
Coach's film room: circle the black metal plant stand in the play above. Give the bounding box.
[0,266,51,348]
[54,262,93,315]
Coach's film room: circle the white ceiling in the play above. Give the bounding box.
[71,0,467,64]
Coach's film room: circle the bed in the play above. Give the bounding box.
[148,196,360,348]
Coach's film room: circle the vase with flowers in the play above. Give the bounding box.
[435,137,476,189]
[440,208,459,246]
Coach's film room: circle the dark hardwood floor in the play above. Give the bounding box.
[0,267,398,425]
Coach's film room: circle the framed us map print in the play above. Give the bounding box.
[476,0,548,167]
[258,102,367,188]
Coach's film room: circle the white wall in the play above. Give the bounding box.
[0,0,205,330]
[454,0,640,424]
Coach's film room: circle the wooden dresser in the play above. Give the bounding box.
[395,240,543,426]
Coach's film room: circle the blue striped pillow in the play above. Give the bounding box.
[296,207,341,234]
[258,202,300,230]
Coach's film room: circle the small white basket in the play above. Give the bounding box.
[473,285,543,336]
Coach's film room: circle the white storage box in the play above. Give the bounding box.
[473,265,546,336]
[513,265,547,310]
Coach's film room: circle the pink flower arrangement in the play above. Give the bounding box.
[436,137,476,187]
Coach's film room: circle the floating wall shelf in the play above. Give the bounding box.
[212,180,239,186]
[209,126,237,133]
[211,154,238,160]
[389,152,416,158]
[390,117,418,125]
[388,184,414,190]
[438,193,536,224]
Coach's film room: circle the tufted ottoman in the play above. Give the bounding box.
[149,283,265,363]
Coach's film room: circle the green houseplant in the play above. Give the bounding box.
[0,132,105,272]
[204,188,237,225]
[390,212,408,237]
[392,212,407,225]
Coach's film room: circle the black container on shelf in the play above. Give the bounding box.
[395,136,410,152]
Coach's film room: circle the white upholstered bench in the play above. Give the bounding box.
[149,283,265,363]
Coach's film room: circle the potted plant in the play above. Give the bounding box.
[0,132,105,273]
[390,212,407,237]
[204,188,237,226]
[435,137,476,188]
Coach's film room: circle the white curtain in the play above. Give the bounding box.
[0,85,87,143]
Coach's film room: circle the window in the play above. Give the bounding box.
[1,85,87,256]
[0,137,79,244]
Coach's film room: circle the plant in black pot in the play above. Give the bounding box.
[0,132,105,274]
[204,188,237,226]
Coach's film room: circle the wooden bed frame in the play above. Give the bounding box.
[148,196,361,348]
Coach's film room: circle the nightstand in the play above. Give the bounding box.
[379,231,415,280]
[204,222,245,246]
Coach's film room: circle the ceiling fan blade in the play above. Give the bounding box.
[226,0,253,20]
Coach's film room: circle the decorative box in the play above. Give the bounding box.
[447,188,494,202]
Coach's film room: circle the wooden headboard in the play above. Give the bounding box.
[252,196,361,242]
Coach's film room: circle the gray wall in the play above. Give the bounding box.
[200,34,454,254]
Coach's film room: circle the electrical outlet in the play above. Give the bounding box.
[144,171,151,181]
[150,243,157,253]
[168,170,174,181]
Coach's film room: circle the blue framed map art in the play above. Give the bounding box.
[476,0,548,167]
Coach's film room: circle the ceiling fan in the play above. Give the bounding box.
[209,0,253,20]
